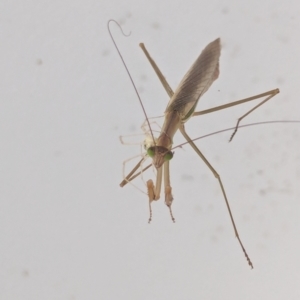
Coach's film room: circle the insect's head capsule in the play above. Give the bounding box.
[147,146,173,161]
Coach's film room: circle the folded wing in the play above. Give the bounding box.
[166,38,221,122]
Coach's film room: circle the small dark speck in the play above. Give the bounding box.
[277,35,289,44]
[140,74,147,81]
[128,124,137,132]
[242,214,250,222]
[257,242,266,250]
[36,59,43,65]
[215,225,224,234]
[257,214,265,222]
[213,155,221,163]
[270,200,278,207]
[181,174,194,181]
[262,231,270,239]
[276,77,285,85]
[210,235,218,243]
[54,150,62,157]
[22,269,29,278]
[138,86,145,94]
[247,172,254,180]
[152,22,161,30]
[118,18,126,25]
[257,169,264,175]
[253,16,262,23]
[102,49,110,56]
[207,203,214,212]
[282,222,289,232]
[194,205,202,213]
[229,45,240,59]
[221,7,229,14]
[259,189,267,196]
[251,76,259,84]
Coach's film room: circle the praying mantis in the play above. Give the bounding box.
[108,20,280,268]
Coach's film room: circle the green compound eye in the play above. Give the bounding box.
[164,151,173,161]
[147,147,155,157]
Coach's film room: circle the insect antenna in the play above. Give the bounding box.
[107,19,156,145]
[171,120,300,150]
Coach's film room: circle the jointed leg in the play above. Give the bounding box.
[179,124,253,268]
[139,43,173,98]
[139,43,279,142]
[120,158,152,187]
[193,89,279,141]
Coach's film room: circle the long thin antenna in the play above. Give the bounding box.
[120,120,300,187]
[171,120,300,150]
[107,19,156,144]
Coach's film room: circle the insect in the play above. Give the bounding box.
[108,19,280,268]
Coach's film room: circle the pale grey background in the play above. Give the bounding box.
[1,0,300,299]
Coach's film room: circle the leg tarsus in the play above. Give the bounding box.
[147,179,155,223]
[165,185,175,222]
[229,119,241,142]
[228,89,279,142]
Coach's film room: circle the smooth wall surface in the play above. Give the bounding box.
[1,1,300,299]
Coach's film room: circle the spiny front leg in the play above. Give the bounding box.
[147,164,175,223]
[147,179,156,224]
[146,167,162,223]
